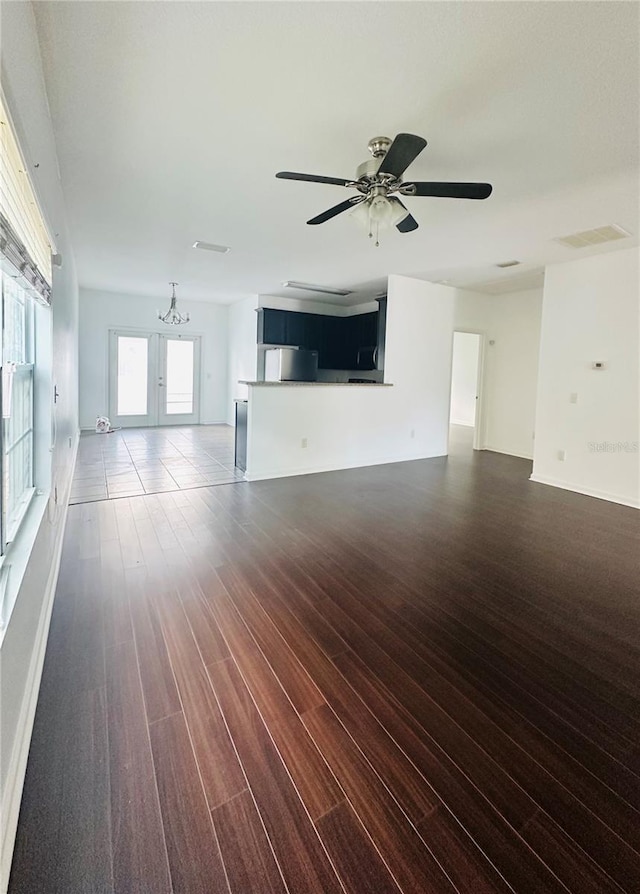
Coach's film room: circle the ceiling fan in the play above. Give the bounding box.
[276,133,492,245]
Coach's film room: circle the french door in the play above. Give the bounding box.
[109,330,201,428]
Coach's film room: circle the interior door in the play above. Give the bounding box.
[157,333,201,426]
[109,330,201,428]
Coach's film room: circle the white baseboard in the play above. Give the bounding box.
[483,444,534,461]
[0,430,79,894]
[80,420,231,431]
[529,473,640,509]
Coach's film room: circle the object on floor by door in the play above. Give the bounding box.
[95,415,120,434]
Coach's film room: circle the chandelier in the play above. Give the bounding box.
[158,282,190,325]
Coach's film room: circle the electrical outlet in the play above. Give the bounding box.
[301,438,308,448]
[558,450,566,462]
[570,393,578,404]
[68,436,72,448]
[410,429,415,439]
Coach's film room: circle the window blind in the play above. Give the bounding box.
[0,93,52,304]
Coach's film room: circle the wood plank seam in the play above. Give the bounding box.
[205,657,349,894]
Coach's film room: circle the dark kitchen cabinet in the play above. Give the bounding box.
[286,311,309,348]
[258,307,380,370]
[259,308,321,350]
[259,308,288,345]
[346,312,378,369]
[320,315,346,369]
[333,312,378,369]
[354,312,378,352]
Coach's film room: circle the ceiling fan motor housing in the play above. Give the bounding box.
[367,136,392,158]
[356,158,380,181]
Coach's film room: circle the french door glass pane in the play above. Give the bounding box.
[117,336,148,415]
[165,339,194,415]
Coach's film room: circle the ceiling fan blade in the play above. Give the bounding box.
[307,197,365,225]
[377,133,427,178]
[406,181,493,199]
[389,197,418,233]
[276,171,351,187]
[397,214,419,234]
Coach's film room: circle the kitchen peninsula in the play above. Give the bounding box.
[237,276,457,481]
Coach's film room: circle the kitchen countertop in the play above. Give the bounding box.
[239,381,393,387]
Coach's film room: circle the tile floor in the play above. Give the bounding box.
[70,424,244,504]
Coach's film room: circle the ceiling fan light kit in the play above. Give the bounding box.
[276,132,493,245]
[350,193,411,247]
[157,281,190,325]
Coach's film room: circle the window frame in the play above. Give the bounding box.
[2,361,36,550]
[0,90,55,639]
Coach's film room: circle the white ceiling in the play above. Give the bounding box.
[33,1,639,305]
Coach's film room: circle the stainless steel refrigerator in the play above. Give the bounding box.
[264,348,318,382]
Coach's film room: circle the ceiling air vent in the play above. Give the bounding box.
[283,281,352,297]
[554,225,630,249]
[193,241,231,253]
[495,260,521,268]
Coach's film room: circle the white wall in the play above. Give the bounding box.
[532,248,639,508]
[455,287,543,459]
[450,332,479,426]
[227,295,259,423]
[79,288,229,429]
[245,275,454,479]
[0,4,80,888]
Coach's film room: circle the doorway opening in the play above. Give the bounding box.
[449,331,484,452]
[109,330,201,428]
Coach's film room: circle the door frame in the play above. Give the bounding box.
[449,329,486,451]
[108,328,202,428]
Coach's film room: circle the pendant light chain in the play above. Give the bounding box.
[158,281,190,325]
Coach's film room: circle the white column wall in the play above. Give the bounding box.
[531,248,639,507]
[227,296,259,424]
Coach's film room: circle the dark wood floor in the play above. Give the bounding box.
[9,433,640,893]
